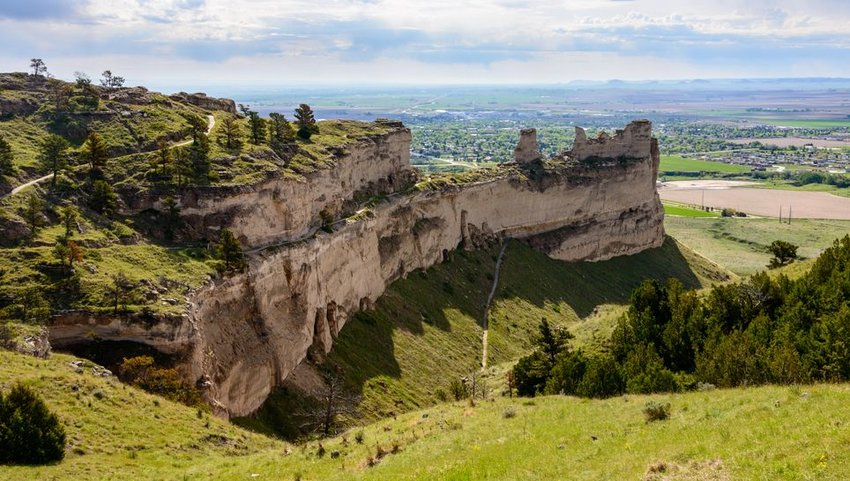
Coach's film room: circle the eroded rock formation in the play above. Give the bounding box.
[514,128,541,164]
[50,119,665,417]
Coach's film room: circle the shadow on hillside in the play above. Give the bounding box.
[500,236,703,319]
[333,236,705,394]
[245,235,706,439]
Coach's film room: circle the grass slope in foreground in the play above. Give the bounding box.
[243,237,731,437]
[4,348,850,480]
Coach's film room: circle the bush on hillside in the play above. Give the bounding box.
[643,401,671,422]
[0,383,66,465]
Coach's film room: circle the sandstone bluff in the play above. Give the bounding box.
[51,119,665,416]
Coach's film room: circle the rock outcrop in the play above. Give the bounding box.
[49,119,665,417]
[169,92,237,115]
[514,128,541,164]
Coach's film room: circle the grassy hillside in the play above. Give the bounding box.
[665,216,850,276]
[4,348,850,480]
[0,350,281,481]
[243,237,732,437]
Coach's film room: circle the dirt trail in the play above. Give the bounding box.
[482,241,508,368]
[1,114,215,201]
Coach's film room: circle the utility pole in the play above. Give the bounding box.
[779,204,782,223]
[788,205,792,225]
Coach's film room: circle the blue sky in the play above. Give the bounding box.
[1,0,849,89]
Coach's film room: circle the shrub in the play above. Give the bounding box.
[643,401,671,422]
[449,378,470,401]
[502,407,516,419]
[0,383,66,465]
[354,430,364,444]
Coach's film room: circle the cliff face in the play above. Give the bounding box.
[184,120,664,416]
[48,119,664,417]
[136,125,415,248]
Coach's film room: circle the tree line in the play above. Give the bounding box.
[514,235,850,398]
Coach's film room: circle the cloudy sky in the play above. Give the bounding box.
[2,0,849,90]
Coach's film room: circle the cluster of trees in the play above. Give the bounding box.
[515,235,850,398]
[147,113,211,185]
[513,319,627,398]
[0,383,66,465]
[226,103,318,155]
[796,171,850,188]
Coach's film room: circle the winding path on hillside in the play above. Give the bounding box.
[1,114,215,201]
[482,241,508,368]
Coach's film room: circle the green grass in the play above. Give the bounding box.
[663,201,721,218]
[659,155,751,174]
[5,348,850,480]
[0,350,281,481]
[748,180,850,198]
[664,216,850,276]
[245,237,731,438]
[753,118,850,128]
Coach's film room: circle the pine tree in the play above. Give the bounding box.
[152,138,172,177]
[247,111,266,145]
[59,205,79,241]
[38,134,69,188]
[268,112,296,143]
[0,136,13,176]
[89,180,117,216]
[22,194,44,236]
[83,132,108,179]
[294,104,319,140]
[218,115,242,150]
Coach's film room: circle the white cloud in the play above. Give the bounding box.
[1,0,849,85]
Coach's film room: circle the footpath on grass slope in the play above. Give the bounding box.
[1,114,215,201]
[482,241,508,368]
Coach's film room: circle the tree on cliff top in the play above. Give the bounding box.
[29,58,47,77]
[294,104,319,140]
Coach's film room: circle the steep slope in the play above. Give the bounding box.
[241,236,731,437]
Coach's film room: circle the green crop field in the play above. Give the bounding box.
[663,202,721,218]
[659,155,751,174]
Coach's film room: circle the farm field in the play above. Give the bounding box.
[730,137,850,148]
[659,155,751,173]
[659,182,850,220]
[663,201,720,218]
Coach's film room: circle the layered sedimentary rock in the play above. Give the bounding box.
[184,120,664,416]
[128,124,415,248]
[49,119,664,417]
